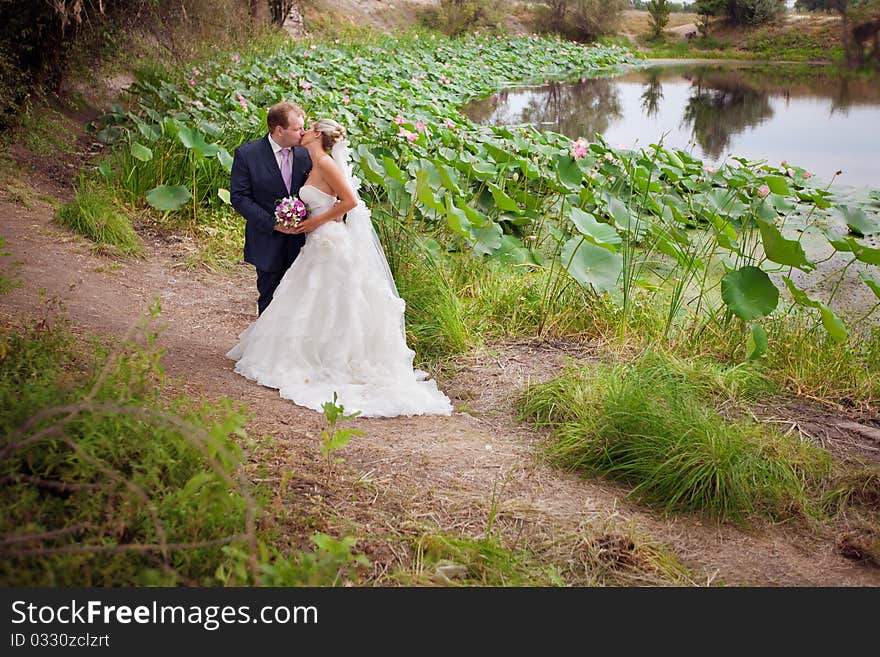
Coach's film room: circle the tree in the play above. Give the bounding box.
[694,0,725,36]
[648,0,672,37]
[791,1,877,67]
[725,0,786,25]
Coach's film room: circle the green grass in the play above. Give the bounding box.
[742,28,843,62]
[185,206,245,271]
[0,237,20,294]
[681,315,880,408]
[57,178,143,255]
[518,350,830,522]
[10,101,80,156]
[638,35,736,59]
[393,533,564,586]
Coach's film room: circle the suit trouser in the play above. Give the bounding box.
[256,268,286,315]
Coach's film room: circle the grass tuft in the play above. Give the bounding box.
[57,178,143,255]
[519,350,830,522]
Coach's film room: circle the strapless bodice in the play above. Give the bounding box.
[299,184,336,216]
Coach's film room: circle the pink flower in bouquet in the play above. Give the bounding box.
[274,197,308,229]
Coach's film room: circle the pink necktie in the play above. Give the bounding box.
[280,147,292,194]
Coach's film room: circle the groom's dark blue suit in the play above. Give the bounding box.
[230,135,311,314]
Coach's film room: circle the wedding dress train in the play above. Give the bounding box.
[227,179,453,418]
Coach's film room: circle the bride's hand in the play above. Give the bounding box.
[291,216,323,234]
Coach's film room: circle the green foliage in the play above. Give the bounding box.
[0,321,252,585]
[319,393,363,468]
[56,178,143,255]
[97,33,874,358]
[518,350,829,521]
[219,534,370,586]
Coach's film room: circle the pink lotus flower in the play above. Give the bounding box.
[192,68,200,76]
[300,80,311,89]
[237,93,245,101]
[342,95,350,104]
[394,115,406,125]
[444,119,455,129]
[310,44,317,50]
[570,138,589,160]
[334,39,340,44]
[368,88,376,95]
[398,127,418,143]
[757,184,770,198]
[194,100,204,108]
[787,168,795,177]
[189,78,196,86]
[290,72,297,78]
[414,120,426,132]
[232,54,240,64]
[705,165,717,174]
[803,172,811,179]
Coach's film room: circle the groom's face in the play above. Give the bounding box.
[276,112,305,148]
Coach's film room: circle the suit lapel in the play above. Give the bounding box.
[260,136,288,197]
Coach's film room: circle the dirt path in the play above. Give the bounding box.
[2,192,879,586]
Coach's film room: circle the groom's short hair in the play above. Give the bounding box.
[267,102,305,132]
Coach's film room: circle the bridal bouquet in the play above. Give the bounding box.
[275,197,307,228]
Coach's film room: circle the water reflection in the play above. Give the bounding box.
[640,70,663,119]
[470,78,623,143]
[463,62,880,187]
[680,72,773,158]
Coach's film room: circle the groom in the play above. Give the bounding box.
[230,101,312,315]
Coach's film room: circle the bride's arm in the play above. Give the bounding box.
[291,156,357,234]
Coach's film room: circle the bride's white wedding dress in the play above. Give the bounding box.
[226,150,452,418]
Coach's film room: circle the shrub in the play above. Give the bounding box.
[420,0,505,36]
[532,0,627,41]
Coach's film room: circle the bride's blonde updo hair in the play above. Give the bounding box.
[313,118,346,151]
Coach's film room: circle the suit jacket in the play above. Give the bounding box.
[230,136,312,272]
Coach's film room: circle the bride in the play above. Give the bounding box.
[226,118,453,418]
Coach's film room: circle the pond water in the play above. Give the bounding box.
[463,61,880,189]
